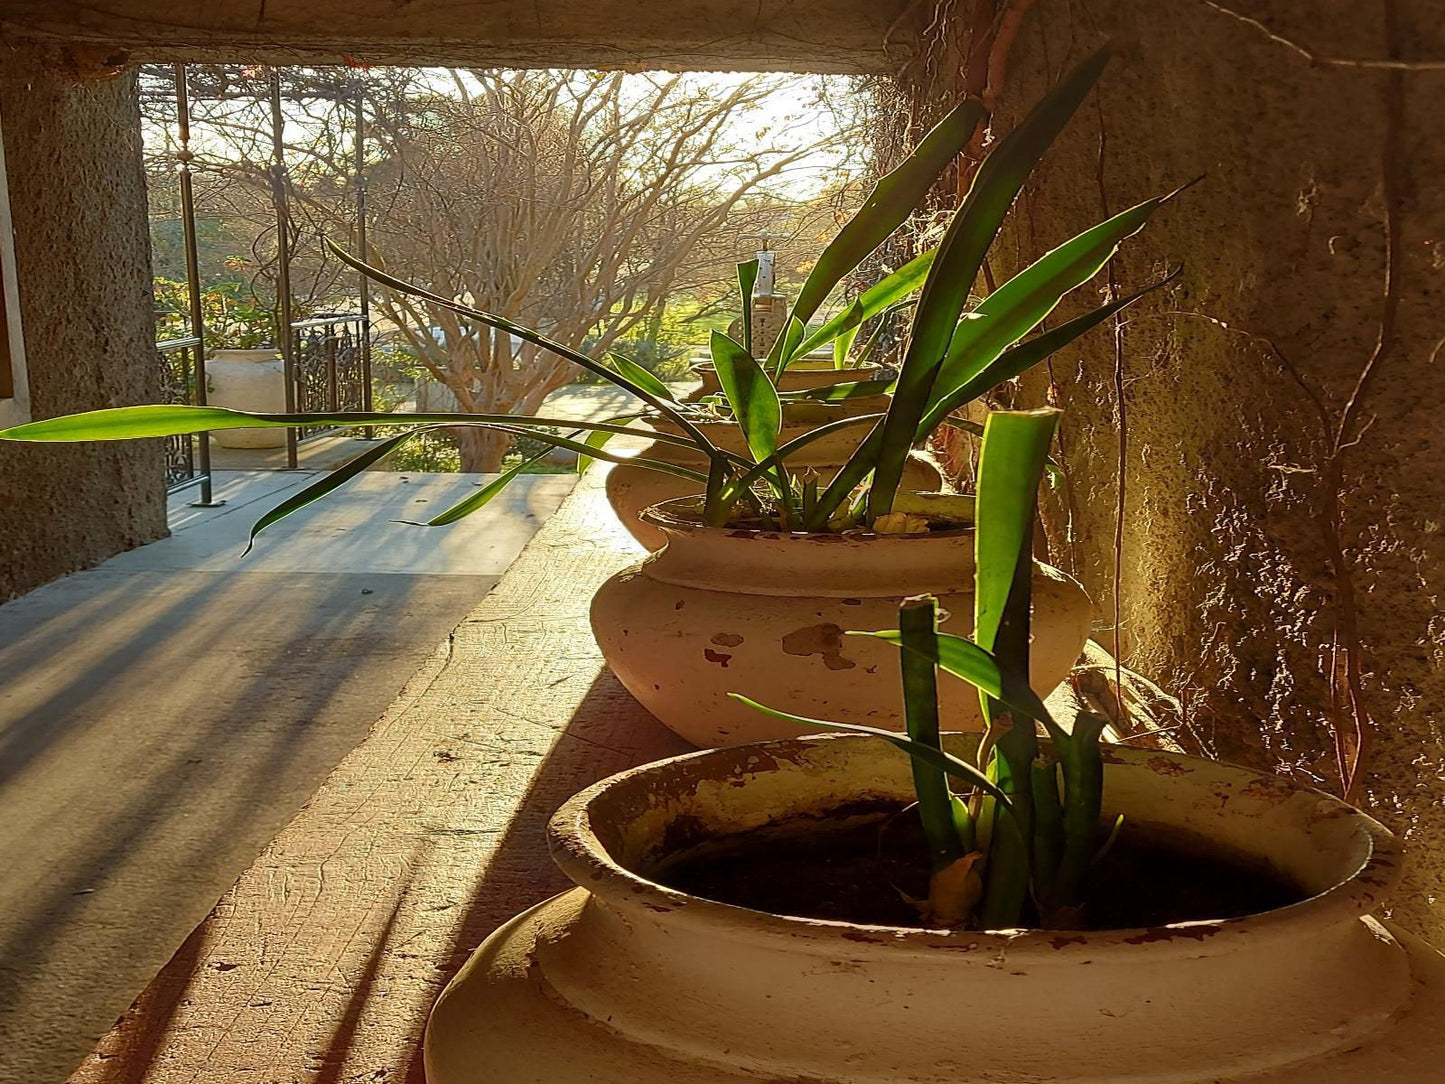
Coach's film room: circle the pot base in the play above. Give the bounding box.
[426,888,1445,1084]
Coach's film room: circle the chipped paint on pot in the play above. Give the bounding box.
[605,408,940,551]
[426,735,1441,1083]
[588,498,1092,747]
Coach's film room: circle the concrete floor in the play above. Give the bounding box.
[0,468,575,1083]
[206,431,378,471]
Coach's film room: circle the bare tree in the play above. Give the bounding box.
[141,66,866,471]
[354,69,859,470]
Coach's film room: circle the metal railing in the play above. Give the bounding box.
[156,334,213,500]
[282,313,373,463]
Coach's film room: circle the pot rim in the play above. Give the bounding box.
[639,494,973,540]
[690,359,885,376]
[547,734,1400,961]
[645,406,884,431]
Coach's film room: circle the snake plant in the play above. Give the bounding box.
[737,407,1110,930]
[2,47,1180,545]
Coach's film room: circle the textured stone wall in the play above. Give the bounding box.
[972,1,1445,939]
[0,53,166,600]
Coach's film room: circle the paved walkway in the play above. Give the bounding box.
[0,468,575,1083]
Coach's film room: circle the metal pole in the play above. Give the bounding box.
[175,63,221,505]
[354,78,375,439]
[270,69,299,469]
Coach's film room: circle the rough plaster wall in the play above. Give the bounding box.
[0,53,166,600]
[979,1,1445,938]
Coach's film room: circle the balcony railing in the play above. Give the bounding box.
[279,313,373,463]
[291,313,371,431]
[156,334,212,497]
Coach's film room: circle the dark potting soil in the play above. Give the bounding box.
[656,802,1306,931]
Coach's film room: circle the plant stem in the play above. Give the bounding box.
[899,596,965,873]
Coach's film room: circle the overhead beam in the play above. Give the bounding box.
[0,1,920,74]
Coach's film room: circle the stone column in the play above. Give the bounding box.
[0,49,166,599]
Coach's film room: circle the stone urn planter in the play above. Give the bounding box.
[206,347,287,449]
[685,357,887,403]
[426,734,1442,1084]
[589,499,1092,747]
[605,409,940,551]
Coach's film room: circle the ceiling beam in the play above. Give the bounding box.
[0,1,921,74]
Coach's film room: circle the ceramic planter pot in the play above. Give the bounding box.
[605,410,941,551]
[683,358,886,403]
[589,500,1091,747]
[426,735,1441,1083]
[206,347,287,448]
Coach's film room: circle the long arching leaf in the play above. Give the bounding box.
[0,405,714,457]
[244,427,429,552]
[865,48,1111,523]
[917,268,1181,436]
[426,443,557,527]
[919,196,1184,427]
[788,248,938,361]
[326,239,725,461]
[772,97,988,372]
[728,693,1012,807]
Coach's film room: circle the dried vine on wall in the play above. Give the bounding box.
[1180,0,1414,802]
[886,0,1425,801]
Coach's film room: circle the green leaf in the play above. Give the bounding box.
[737,259,759,357]
[727,693,1013,808]
[1054,710,1108,909]
[325,238,729,464]
[898,596,967,873]
[3,404,274,441]
[482,423,711,486]
[973,407,1060,929]
[245,428,424,552]
[918,201,1177,433]
[974,408,1060,664]
[427,445,553,526]
[709,330,782,465]
[777,97,987,359]
[608,352,675,404]
[789,248,937,361]
[919,267,1180,437]
[865,47,1111,524]
[0,405,718,458]
[576,427,618,475]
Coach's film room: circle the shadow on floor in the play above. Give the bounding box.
[0,567,494,1083]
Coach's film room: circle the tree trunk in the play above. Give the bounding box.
[907,0,1445,942]
[451,425,512,473]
